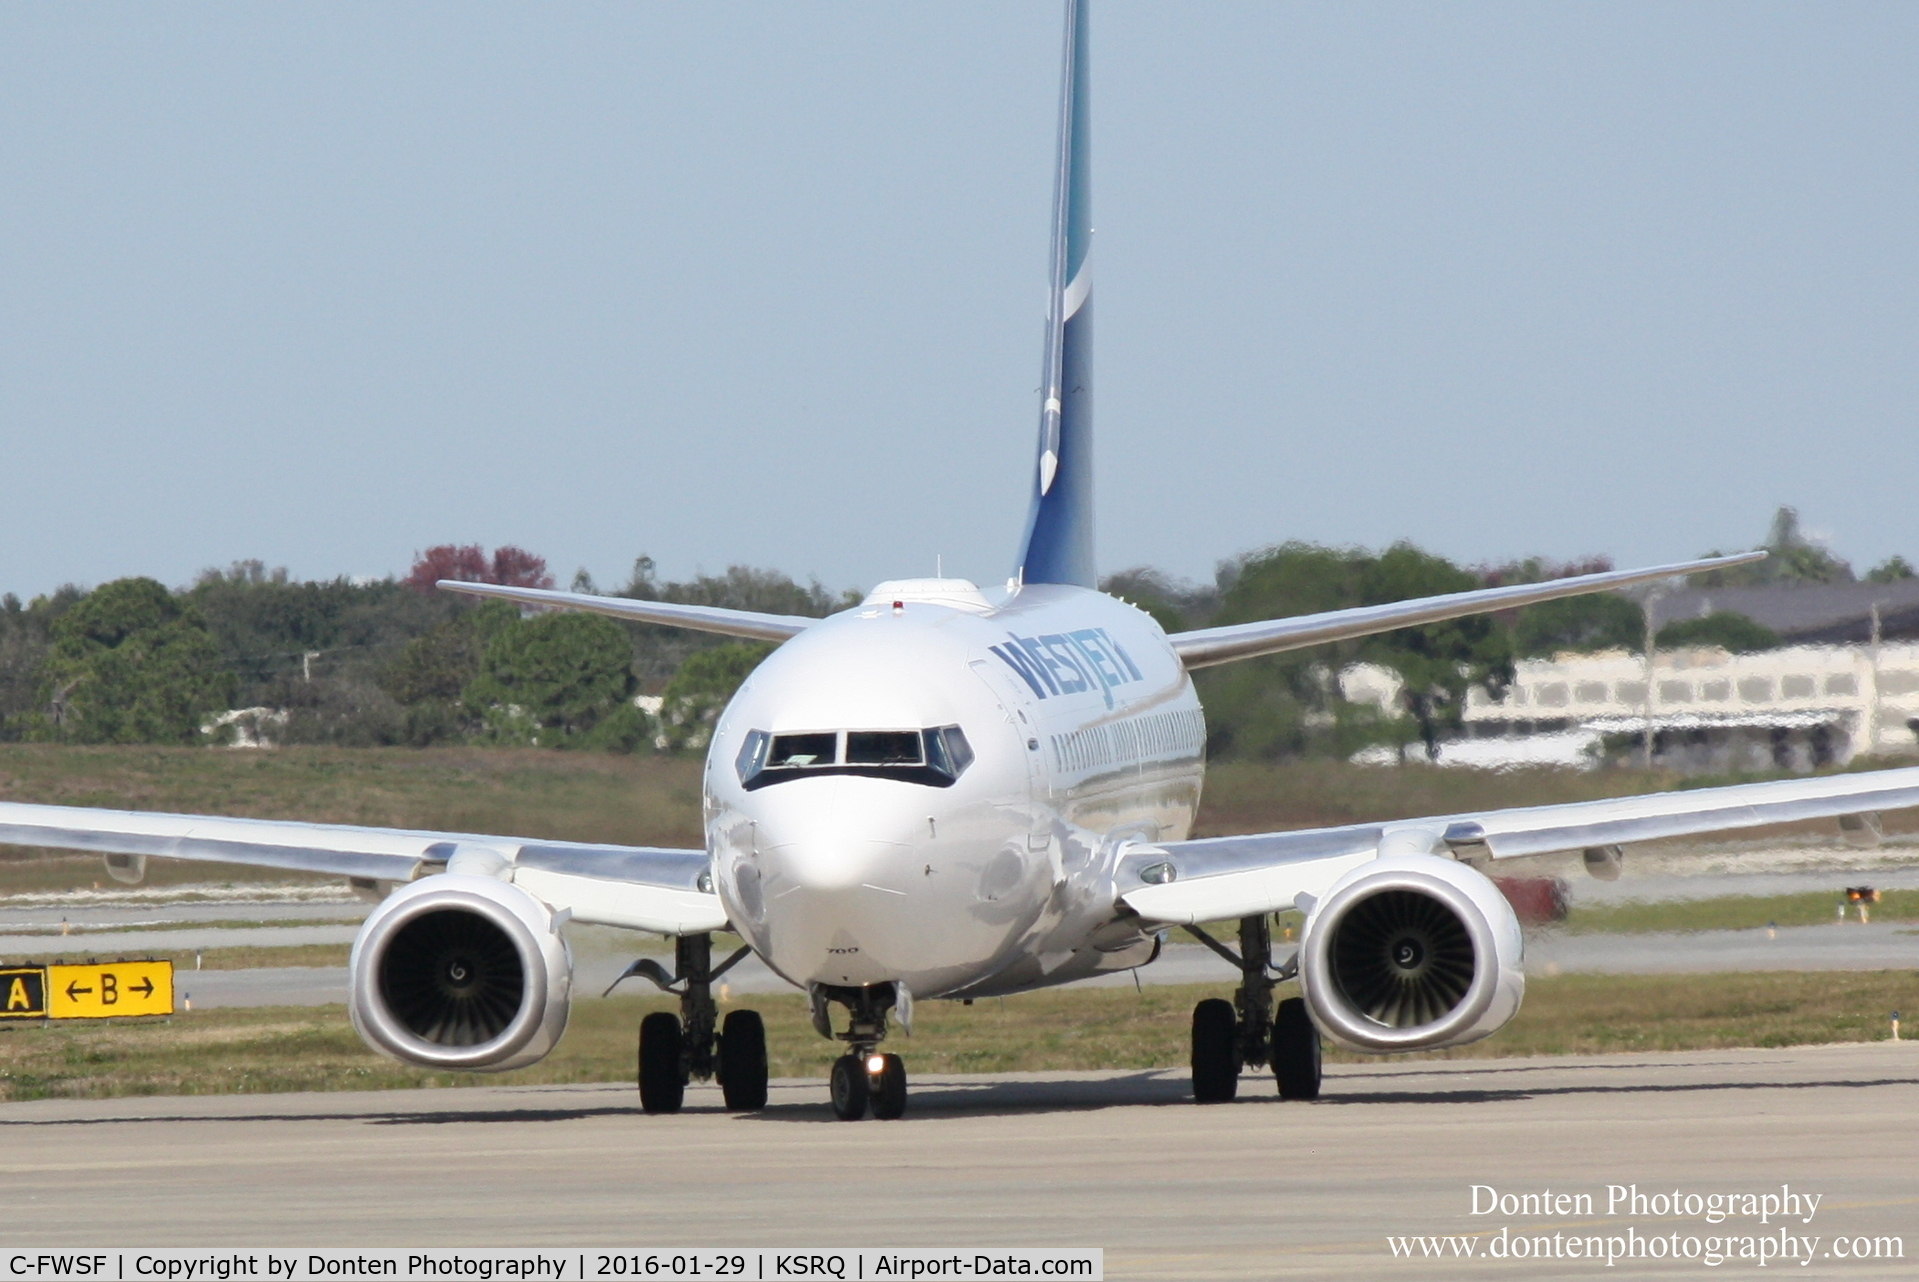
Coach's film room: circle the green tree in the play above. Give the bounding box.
[0,585,83,740]
[33,578,233,743]
[465,611,639,747]
[658,642,771,752]
[1655,611,1779,653]
[1484,557,1644,658]
[1510,593,1643,657]
[1356,543,1514,762]
[1696,506,1854,587]
[1100,568,1215,634]
[1194,543,1373,761]
[1867,555,1916,584]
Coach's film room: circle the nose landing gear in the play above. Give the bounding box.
[1185,914,1322,1103]
[815,982,908,1120]
[619,933,766,1114]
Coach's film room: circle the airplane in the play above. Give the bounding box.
[6,0,1919,1121]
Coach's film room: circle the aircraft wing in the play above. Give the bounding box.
[1119,765,1919,925]
[438,581,817,643]
[0,802,725,935]
[1167,551,1764,669]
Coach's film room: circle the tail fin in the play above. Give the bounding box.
[1016,0,1094,588]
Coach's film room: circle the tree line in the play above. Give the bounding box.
[0,547,851,754]
[0,508,1905,762]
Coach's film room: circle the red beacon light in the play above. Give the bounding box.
[892,600,904,614]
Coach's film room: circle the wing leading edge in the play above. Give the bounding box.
[0,802,725,936]
[438,581,817,643]
[1167,551,1765,669]
[1120,765,1919,925]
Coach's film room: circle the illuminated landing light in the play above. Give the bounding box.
[866,1054,886,1074]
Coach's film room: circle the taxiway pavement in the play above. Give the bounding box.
[1,1042,1914,1278]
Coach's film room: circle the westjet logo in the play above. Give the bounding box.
[989,628,1143,708]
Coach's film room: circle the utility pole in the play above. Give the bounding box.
[1868,601,1884,753]
[1641,587,1667,769]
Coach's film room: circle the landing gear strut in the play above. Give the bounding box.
[1185,914,1321,1103]
[812,982,907,1120]
[617,933,764,1113]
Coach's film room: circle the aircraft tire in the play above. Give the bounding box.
[638,1012,686,1114]
[1271,996,1322,1100]
[870,1053,907,1120]
[829,1054,870,1120]
[1190,998,1239,1103]
[719,1010,769,1111]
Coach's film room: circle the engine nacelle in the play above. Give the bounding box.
[1298,854,1524,1053]
[349,874,572,1072]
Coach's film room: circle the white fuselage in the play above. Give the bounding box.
[704,578,1205,1000]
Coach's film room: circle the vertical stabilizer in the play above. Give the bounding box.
[1016,0,1094,588]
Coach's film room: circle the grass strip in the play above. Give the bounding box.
[1563,890,1919,934]
[0,944,351,971]
[3,971,1915,1102]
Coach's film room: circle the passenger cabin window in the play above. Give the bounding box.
[737,725,974,790]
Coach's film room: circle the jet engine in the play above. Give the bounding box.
[1297,854,1524,1053]
[349,874,572,1072]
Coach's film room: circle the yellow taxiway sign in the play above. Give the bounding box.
[45,960,174,1018]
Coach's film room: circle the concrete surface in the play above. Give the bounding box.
[1,1043,1915,1279]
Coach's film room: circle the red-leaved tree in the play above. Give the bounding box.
[405,545,553,594]
[490,546,553,589]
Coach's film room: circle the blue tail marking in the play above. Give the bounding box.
[1016,0,1094,588]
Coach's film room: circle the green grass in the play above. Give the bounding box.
[1564,890,1919,934]
[3,972,1916,1102]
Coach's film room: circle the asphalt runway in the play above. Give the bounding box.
[1,1044,1914,1279]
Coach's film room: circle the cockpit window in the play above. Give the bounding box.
[846,731,922,765]
[735,729,770,782]
[939,725,974,772]
[768,732,837,768]
[737,724,974,791]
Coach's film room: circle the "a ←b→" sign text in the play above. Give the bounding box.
[45,960,174,1019]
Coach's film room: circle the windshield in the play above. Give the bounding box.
[737,726,973,791]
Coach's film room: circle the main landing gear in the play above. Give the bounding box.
[813,982,907,1120]
[615,933,766,1114]
[1185,914,1322,1104]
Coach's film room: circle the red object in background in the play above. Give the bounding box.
[404,544,554,594]
[1492,875,1571,926]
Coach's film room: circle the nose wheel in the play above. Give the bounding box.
[814,982,908,1120]
[829,1051,907,1120]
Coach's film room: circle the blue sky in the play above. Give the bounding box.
[5,2,1917,598]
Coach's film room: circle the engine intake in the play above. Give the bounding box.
[350,874,571,1072]
[1300,855,1523,1053]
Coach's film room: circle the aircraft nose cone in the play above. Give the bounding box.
[769,837,912,893]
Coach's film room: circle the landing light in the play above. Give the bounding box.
[866,1054,886,1074]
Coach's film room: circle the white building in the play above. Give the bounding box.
[1343,643,1919,772]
